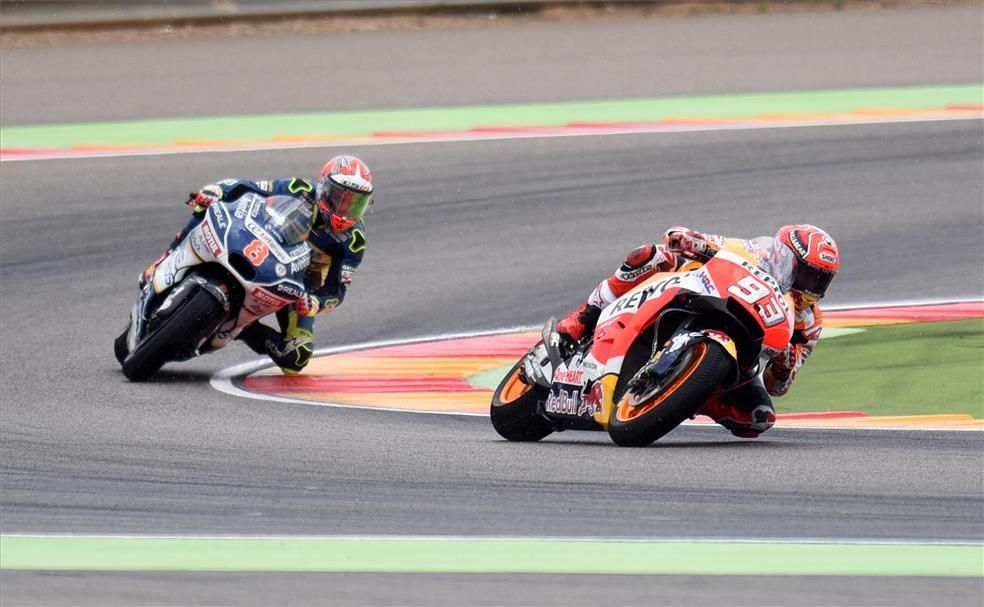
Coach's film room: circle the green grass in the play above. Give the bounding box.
[781,320,984,418]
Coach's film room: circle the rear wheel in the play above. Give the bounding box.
[121,288,224,382]
[608,341,733,447]
[490,360,553,442]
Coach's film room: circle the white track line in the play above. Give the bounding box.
[3,114,981,162]
[210,298,983,431]
[3,533,980,546]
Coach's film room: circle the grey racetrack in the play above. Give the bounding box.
[1,6,983,606]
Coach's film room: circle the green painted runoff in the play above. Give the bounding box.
[1,84,980,149]
[1,536,981,576]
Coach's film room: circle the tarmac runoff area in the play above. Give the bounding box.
[220,300,984,431]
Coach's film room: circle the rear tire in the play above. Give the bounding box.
[608,341,733,447]
[490,360,553,442]
[121,288,224,382]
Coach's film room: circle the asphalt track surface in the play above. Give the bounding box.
[2,7,983,607]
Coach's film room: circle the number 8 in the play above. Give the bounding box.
[244,239,269,266]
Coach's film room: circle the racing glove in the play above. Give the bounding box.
[294,293,321,317]
[764,343,801,397]
[663,226,714,261]
[186,184,223,213]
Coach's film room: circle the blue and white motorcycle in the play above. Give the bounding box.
[115,194,313,381]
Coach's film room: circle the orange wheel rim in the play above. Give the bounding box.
[499,367,531,404]
[615,342,709,422]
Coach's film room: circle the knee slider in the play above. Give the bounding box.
[624,244,657,270]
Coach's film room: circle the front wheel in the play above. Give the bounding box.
[490,360,553,442]
[121,288,224,382]
[608,340,733,447]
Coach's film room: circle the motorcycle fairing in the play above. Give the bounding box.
[578,242,793,427]
[144,195,312,352]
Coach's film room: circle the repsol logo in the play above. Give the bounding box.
[608,276,682,315]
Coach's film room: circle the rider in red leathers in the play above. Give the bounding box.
[556,225,840,438]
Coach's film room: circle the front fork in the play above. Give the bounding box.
[627,326,739,394]
[126,273,231,355]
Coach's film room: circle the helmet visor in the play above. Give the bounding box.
[320,176,372,221]
[793,262,835,299]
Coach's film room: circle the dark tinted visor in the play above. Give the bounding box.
[793,262,835,298]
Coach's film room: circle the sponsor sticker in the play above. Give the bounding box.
[608,276,682,315]
[617,265,652,281]
[211,204,228,230]
[703,329,733,345]
[553,369,584,385]
[248,287,289,313]
[340,265,356,285]
[290,257,309,275]
[578,382,604,418]
[202,222,222,256]
[275,282,304,299]
[234,199,250,219]
[544,388,581,416]
[697,268,716,294]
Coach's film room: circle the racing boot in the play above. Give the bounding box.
[698,379,776,438]
[699,398,776,438]
[238,308,315,375]
[556,302,602,356]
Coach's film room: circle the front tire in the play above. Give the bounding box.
[490,360,553,442]
[608,341,733,447]
[120,288,224,382]
[114,327,129,364]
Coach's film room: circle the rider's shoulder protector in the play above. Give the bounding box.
[270,178,317,205]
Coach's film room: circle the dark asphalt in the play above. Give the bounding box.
[1,7,983,606]
[2,5,982,125]
[2,120,982,605]
[3,572,983,607]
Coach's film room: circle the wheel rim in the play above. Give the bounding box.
[615,341,709,422]
[499,367,532,404]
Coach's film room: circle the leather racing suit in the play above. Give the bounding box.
[158,177,366,374]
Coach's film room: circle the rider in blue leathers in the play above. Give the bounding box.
[142,155,373,374]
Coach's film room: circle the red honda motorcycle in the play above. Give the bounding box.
[491,241,794,447]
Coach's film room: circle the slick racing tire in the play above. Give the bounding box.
[490,360,553,442]
[607,341,733,447]
[121,288,224,382]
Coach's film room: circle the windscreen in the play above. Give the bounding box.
[263,195,314,245]
[752,236,795,294]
